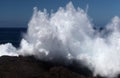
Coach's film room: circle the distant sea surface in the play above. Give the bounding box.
[0,28,27,47]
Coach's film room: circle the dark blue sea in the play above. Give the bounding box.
[0,28,27,47]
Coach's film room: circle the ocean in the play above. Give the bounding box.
[0,28,27,47]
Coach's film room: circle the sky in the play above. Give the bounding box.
[0,0,120,28]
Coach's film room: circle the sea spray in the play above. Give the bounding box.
[0,2,120,78]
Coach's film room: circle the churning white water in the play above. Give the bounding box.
[0,2,120,78]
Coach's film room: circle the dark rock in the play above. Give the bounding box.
[0,55,102,78]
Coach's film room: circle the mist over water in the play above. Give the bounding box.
[1,2,120,77]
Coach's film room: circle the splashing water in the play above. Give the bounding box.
[1,2,120,77]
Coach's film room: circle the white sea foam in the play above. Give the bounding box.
[0,2,120,78]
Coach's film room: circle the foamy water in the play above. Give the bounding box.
[0,2,120,78]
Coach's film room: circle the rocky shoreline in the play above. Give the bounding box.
[0,56,104,78]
